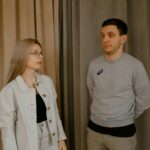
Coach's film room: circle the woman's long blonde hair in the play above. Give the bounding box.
[7,38,42,84]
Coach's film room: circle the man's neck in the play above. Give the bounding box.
[104,49,123,62]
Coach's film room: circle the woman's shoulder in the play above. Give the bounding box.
[0,80,17,95]
[37,73,53,84]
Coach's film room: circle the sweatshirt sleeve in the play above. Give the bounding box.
[0,86,18,150]
[87,62,94,98]
[133,62,150,118]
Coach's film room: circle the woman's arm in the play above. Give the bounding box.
[0,86,18,150]
[49,78,67,141]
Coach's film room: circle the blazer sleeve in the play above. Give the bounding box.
[0,86,18,150]
[48,78,67,141]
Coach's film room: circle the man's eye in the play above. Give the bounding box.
[109,33,114,38]
[101,34,105,39]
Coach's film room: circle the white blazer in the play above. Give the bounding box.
[0,73,66,150]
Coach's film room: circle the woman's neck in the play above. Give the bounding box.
[21,69,37,88]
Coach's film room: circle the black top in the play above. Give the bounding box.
[88,119,136,137]
[36,93,47,123]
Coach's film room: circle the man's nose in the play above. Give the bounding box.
[102,35,109,42]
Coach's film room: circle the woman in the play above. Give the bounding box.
[0,39,67,150]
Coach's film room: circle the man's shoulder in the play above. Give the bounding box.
[90,55,103,65]
[124,53,142,65]
[87,55,104,72]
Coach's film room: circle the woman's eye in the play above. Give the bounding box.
[34,52,38,55]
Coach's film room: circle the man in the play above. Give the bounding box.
[87,18,150,150]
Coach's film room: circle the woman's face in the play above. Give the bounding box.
[25,44,44,71]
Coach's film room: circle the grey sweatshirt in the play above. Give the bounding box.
[87,53,150,127]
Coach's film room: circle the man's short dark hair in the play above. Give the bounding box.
[102,18,128,35]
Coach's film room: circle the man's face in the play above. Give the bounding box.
[100,25,127,55]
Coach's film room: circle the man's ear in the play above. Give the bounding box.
[121,35,127,44]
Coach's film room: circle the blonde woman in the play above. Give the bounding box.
[0,38,67,150]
